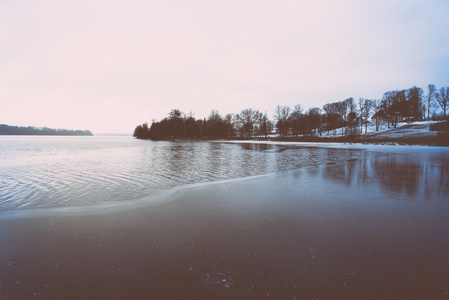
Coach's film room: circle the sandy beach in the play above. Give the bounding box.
[1,155,448,299]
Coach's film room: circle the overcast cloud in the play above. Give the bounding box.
[1,0,448,133]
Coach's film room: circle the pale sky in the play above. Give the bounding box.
[1,0,448,134]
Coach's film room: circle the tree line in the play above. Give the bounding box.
[0,124,93,136]
[134,84,449,140]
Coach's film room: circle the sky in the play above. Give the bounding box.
[1,0,449,134]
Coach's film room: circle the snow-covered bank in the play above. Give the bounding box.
[224,140,449,155]
[322,120,441,137]
[253,121,448,146]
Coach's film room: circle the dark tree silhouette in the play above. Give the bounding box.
[344,98,357,134]
[372,99,382,131]
[383,90,406,128]
[323,102,344,135]
[205,110,227,138]
[407,86,424,121]
[133,83,447,140]
[274,105,291,137]
[306,107,322,135]
[259,112,272,138]
[0,124,93,136]
[381,91,394,128]
[436,87,449,119]
[359,98,374,134]
[184,113,200,138]
[238,108,262,138]
[168,109,184,137]
[289,104,304,136]
[224,114,237,138]
[133,123,150,139]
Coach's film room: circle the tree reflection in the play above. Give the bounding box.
[238,143,285,152]
[373,155,421,197]
[322,151,449,201]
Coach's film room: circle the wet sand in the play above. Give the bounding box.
[1,159,449,299]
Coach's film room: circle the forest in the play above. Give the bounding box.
[134,84,449,140]
[0,124,93,136]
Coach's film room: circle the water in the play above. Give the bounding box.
[0,136,360,210]
[1,136,449,299]
[0,136,448,210]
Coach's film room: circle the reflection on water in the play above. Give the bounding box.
[1,136,448,209]
[237,143,287,152]
[0,137,366,210]
[321,150,449,201]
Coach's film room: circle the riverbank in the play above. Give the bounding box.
[1,148,448,299]
[269,121,449,146]
[143,121,449,146]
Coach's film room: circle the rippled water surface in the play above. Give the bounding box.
[0,136,366,210]
[1,136,448,210]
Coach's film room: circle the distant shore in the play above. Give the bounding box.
[0,124,93,136]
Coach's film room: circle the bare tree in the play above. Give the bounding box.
[259,112,272,138]
[289,104,303,136]
[358,98,364,132]
[426,84,436,120]
[306,107,322,135]
[323,102,343,135]
[373,99,382,131]
[224,113,237,138]
[383,90,406,128]
[274,105,291,137]
[381,92,393,128]
[336,100,347,135]
[345,97,357,134]
[323,100,348,135]
[407,86,424,121]
[359,98,374,134]
[436,87,449,119]
[238,108,262,138]
[293,104,303,115]
[394,90,407,127]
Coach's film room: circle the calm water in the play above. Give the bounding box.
[1,136,449,299]
[0,136,448,210]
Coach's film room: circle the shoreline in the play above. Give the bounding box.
[137,120,449,146]
[138,131,449,147]
[0,172,276,220]
[1,155,448,299]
